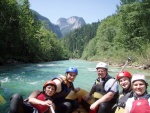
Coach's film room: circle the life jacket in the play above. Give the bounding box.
[94,75,119,104]
[52,75,74,102]
[89,106,98,113]
[31,93,49,113]
[130,94,150,113]
[117,90,133,108]
[114,91,133,113]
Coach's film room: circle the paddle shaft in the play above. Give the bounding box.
[108,57,131,91]
[50,105,55,113]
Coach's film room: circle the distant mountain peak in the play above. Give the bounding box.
[56,16,86,36]
[31,9,86,38]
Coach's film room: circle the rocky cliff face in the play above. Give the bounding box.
[32,10,86,38]
[32,10,62,38]
[56,16,86,36]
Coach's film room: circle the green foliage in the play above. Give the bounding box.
[115,2,150,51]
[61,22,100,58]
[1,0,150,65]
[93,1,150,64]
[82,38,97,60]
[0,0,67,64]
[62,1,150,65]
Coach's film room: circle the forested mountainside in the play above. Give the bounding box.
[1,0,150,67]
[31,10,62,38]
[61,0,150,66]
[32,11,86,38]
[61,22,100,58]
[0,0,68,64]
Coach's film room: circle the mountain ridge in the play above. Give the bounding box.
[31,10,86,38]
[56,16,86,36]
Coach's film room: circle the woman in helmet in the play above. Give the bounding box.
[9,80,57,113]
[124,74,150,113]
[52,67,80,113]
[113,71,133,113]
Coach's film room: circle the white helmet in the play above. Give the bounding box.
[96,62,108,69]
[131,74,147,83]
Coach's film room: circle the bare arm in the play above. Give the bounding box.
[53,79,62,93]
[71,83,80,92]
[90,91,115,110]
[84,85,95,101]
[28,90,54,107]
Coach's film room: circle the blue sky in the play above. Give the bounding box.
[28,0,121,24]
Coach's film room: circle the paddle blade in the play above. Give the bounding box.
[0,94,6,106]
[93,92,103,99]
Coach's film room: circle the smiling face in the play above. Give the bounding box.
[44,85,56,96]
[97,68,107,79]
[119,77,131,90]
[132,80,146,96]
[66,72,77,82]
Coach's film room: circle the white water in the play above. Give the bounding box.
[0,59,150,113]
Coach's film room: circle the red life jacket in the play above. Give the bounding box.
[131,97,150,113]
[32,93,49,113]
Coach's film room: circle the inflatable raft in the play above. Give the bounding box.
[66,89,103,113]
[66,89,124,113]
[0,89,124,113]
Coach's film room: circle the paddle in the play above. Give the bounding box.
[0,80,6,106]
[108,57,131,91]
[0,94,6,106]
[49,105,55,113]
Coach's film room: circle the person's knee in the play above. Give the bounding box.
[11,93,23,101]
[63,100,79,113]
[99,103,107,110]
[9,93,24,113]
[98,103,109,113]
[64,101,72,108]
[73,100,79,110]
[55,100,79,113]
[10,93,23,109]
[56,102,71,113]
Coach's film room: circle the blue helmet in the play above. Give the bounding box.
[66,67,78,75]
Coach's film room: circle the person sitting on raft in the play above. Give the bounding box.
[8,80,57,113]
[124,74,150,113]
[52,67,80,113]
[113,71,133,113]
[84,62,119,113]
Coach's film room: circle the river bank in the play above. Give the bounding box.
[110,63,150,70]
[88,59,150,70]
[2,58,150,70]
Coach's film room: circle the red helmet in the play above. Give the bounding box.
[116,71,132,80]
[43,80,57,91]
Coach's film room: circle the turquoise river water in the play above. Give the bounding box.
[0,59,150,113]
